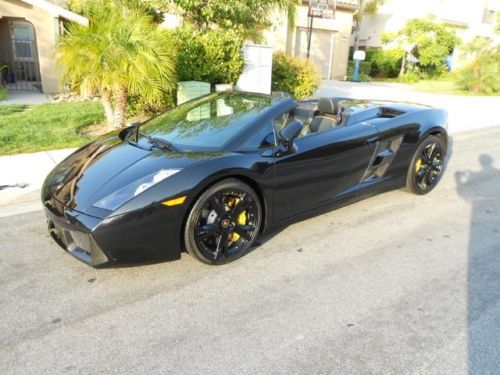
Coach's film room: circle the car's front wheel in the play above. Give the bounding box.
[184,179,262,265]
[406,135,446,194]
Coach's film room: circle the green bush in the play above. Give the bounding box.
[347,61,372,81]
[0,86,6,101]
[397,71,421,83]
[399,19,459,74]
[456,47,500,94]
[127,91,176,116]
[173,27,245,85]
[272,52,320,99]
[369,48,404,77]
[347,61,372,75]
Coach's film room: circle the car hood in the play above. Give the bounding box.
[44,134,212,213]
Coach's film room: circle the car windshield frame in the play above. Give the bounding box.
[137,92,282,152]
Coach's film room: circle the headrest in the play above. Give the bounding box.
[317,97,338,115]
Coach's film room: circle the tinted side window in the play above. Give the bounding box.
[241,122,275,150]
[274,110,311,139]
[273,112,290,134]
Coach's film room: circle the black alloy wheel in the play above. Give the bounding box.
[184,179,262,265]
[407,135,446,194]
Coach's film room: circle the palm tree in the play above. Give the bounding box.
[57,2,176,129]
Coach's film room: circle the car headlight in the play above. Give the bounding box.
[93,169,181,211]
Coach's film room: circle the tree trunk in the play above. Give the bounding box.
[100,89,114,128]
[353,0,365,52]
[353,19,361,52]
[399,53,406,77]
[113,86,128,129]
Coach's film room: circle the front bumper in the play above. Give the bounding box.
[42,188,185,267]
[44,192,110,267]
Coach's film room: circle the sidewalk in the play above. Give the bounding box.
[0,148,75,216]
[0,90,51,106]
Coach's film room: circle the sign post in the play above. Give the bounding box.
[352,50,366,82]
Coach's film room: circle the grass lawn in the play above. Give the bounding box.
[0,101,104,155]
[372,78,496,96]
[410,80,469,95]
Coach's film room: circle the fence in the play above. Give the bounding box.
[1,61,42,91]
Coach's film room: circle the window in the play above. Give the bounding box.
[273,112,291,134]
[141,93,273,151]
[273,110,311,140]
[11,25,34,60]
[240,122,275,150]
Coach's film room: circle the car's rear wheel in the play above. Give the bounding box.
[406,135,446,194]
[184,179,262,265]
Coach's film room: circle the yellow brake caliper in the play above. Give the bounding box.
[228,198,247,242]
[415,158,422,172]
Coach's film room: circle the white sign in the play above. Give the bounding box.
[236,45,273,95]
[353,50,366,61]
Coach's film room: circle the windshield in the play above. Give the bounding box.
[140,93,273,151]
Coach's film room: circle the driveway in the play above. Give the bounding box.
[1,125,499,374]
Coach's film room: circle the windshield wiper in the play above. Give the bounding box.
[126,122,178,152]
[140,132,178,152]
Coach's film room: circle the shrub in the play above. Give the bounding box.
[0,64,6,101]
[347,61,372,81]
[456,43,500,94]
[399,19,459,74]
[379,19,460,78]
[272,52,320,99]
[0,86,6,101]
[127,91,176,116]
[173,27,245,85]
[369,48,404,77]
[397,71,421,83]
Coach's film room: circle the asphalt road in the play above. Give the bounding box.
[1,126,499,374]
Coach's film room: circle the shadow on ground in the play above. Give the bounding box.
[455,154,500,373]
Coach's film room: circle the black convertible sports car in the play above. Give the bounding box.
[43,92,448,267]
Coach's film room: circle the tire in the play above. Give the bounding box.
[406,135,446,195]
[184,179,262,265]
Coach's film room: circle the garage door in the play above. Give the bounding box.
[295,27,334,79]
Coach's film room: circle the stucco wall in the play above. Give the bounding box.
[263,5,355,80]
[0,0,61,93]
[356,0,499,49]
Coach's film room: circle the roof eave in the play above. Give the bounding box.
[20,0,89,26]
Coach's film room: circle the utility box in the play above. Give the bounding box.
[177,81,211,105]
[236,45,273,95]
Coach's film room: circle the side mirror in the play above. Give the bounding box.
[279,119,304,148]
[259,132,275,148]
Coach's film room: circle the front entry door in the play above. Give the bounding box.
[7,21,41,91]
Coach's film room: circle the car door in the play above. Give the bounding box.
[272,115,379,222]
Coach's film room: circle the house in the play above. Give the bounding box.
[0,0,87,94]
[1,0,358,95]
[353,0,500,65]
[163,1,360,81]
[263,0,359,79]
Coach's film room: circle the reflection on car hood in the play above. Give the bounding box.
[44,134,213,213]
